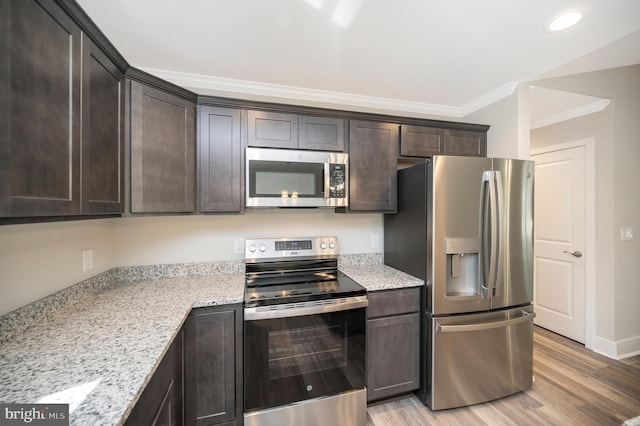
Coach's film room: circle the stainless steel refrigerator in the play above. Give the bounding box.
[384,155,535,410]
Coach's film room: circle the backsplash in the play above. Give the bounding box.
[116,260,245,282]
[0,269,118,344]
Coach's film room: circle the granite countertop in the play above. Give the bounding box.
[340,264,424,291]
[0,273,245,426]
[0,261,422,425]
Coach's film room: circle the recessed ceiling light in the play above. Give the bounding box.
[545,11,583,32]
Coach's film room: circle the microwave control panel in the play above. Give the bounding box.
[329,164,346,198]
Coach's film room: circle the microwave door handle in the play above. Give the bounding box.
[324,163,330,198]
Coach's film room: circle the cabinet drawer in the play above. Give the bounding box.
[367,287,421,318]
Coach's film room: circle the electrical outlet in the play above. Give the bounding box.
[620,227,634,241]
[234,239,245,254]
[83,249,94,271]
[371,234,380,249]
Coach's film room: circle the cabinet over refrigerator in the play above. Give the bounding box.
[384,155,535,410]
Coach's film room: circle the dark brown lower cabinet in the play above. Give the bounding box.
[184,304,243,426]
[367,287,421,402]
[125,329,184,426]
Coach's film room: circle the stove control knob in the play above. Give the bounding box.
[329,242,336,249]
[320,242,327,249]
[248,244,257,253]
[259,244,267,252]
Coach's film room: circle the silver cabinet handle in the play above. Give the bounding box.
[563,250,583,258]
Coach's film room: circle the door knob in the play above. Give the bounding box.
[563,250,583,258]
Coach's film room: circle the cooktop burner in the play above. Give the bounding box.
[244,237,365,307]
[245,271,365,307]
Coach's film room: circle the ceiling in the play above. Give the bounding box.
[76,0,640,119]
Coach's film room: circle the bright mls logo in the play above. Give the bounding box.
[0,404,68,425]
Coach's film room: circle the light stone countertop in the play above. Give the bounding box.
[0,273,244,426]
[0,262,422,425]
[340,264,424,291]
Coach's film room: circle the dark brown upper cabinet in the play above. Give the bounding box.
[400,125,445,157]
[1,0,82,217]
[248,110,297,149]
[444,129,487,157]
[198,106,243,213]
[346,120,399,213]
[298,115,345,151]
[400,125,486,158]
[0,0,124,219]
[82,37,125,215]
[129,81,196,213]
[248,110,345,151]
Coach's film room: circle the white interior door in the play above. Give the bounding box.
[531,146,586,343]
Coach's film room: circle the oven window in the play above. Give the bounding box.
[268,323,346,380]
[244,308,366,412]
[249,160,324,198]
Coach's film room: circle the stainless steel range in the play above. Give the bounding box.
[243,236,368,426]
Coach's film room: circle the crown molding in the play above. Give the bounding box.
[460,82,519,116]
[531,98,611,129]
[141,67,518,119]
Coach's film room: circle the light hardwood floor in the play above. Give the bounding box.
[367,326,640,425]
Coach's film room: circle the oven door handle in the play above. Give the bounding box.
[244,295,368,321]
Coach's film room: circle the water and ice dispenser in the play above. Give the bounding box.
[445,238,480,297]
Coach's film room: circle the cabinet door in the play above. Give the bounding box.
[367,313,420,402]
[185,306,241,426]
[247,110,298,149]
[0,0,81,217]
[125,329,183,426]
[198,106,243,213]
[444,129,486,157]
[299,115,345,151]
[82,36,124,214]
[348,120,399,212]
[130,81,196,213]
[400,125,444,157]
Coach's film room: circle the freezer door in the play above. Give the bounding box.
[432,156,492,315]
[426,305,535,410]
[490,159,534,309]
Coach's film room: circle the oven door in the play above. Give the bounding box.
[244,302,366,412]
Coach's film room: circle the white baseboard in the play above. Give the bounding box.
[592,334,640,359]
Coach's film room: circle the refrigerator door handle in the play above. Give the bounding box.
[435,311,536,333]
[481,171,498,296]
[493,171,504,297]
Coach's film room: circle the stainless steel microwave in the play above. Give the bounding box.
[246,147,348,208]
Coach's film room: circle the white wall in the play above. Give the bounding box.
[112,210,382,266]
[531,107,616,348]
[1,211,382,315]
[0,219,115,315]
[462,84,530,159]
[530,64,640,357]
